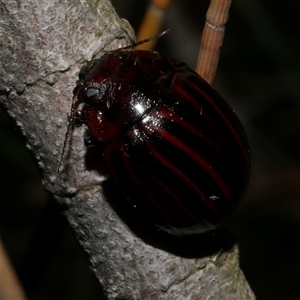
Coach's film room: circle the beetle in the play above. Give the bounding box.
[60,41,250,236]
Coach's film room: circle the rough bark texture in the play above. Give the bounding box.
[0,0,255,299]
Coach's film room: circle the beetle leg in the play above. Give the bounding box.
[73,110,85,127]
[84,130,98,147]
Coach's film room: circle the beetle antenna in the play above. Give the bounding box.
[56,94,76,173]
[119,28,171,50]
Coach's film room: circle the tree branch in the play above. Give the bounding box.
[0,0,255,299]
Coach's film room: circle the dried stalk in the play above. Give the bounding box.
[196,0,232,85]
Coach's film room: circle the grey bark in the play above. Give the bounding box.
[0,0,255,299]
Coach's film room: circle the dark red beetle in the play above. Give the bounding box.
[62,46,250,236]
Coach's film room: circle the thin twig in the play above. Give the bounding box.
[196,0,232,85]
[135,0,172,51]
[0,238,27,300]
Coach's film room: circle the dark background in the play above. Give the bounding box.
[1,0,300,299]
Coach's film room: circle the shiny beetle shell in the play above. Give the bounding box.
[73,50,250,235]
